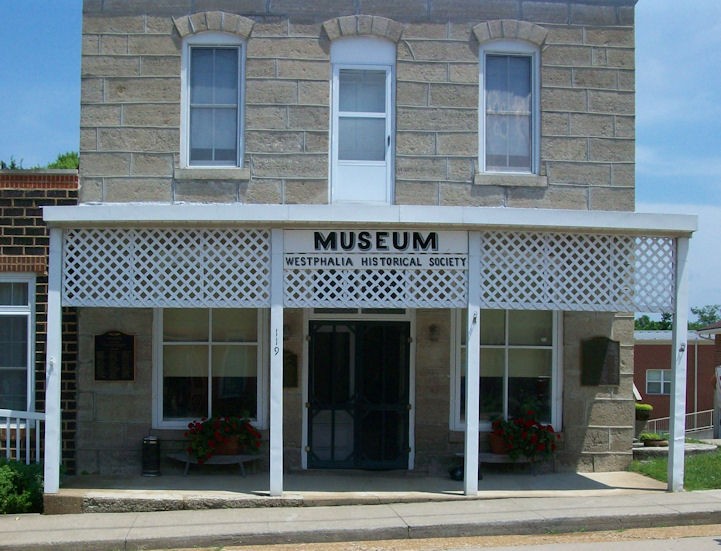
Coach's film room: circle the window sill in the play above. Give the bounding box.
[174,167,251,181]
[474,173,548,188]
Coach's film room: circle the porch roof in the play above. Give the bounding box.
[43,203,697,237]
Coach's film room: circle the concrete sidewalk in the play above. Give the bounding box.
[3,477,721,550]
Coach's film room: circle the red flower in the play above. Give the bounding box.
[490,410,557,462]
[185,414,263,461]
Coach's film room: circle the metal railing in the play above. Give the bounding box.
[647,409,714,435]
[0,409,45,464]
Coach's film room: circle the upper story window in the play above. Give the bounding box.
[0,275,34,412]
[479,40,539,174]
[330,37,395,204]
[181,32,245,168]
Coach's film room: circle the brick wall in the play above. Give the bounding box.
[634,340,718,419]
[0,170,79,473]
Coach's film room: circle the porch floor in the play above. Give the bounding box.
[46,465,666,514]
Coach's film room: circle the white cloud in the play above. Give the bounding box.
[637,201,721,309]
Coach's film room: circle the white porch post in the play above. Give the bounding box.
[668,236,690,492]
[269,228,284,496]
[44,228,63,493]
[464,232,481,496]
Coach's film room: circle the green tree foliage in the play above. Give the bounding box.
[46,151,79,169]
[689,304,721,330]
[635,306,721,330]
[635,312,672,330]
[0,459,44,514]
[1,151,79,170]
[0,156,23,170]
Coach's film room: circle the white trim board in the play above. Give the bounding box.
[43,204,697,237]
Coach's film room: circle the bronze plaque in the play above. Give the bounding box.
[581,336,620,386]
[95,331,134,381]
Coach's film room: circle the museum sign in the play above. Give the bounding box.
[284,230,468,270]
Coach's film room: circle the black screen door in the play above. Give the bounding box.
[308,321,410,469]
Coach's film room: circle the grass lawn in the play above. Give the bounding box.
[630,449,721,490]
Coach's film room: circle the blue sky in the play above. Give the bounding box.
[635,0,721,312]
[0,1,719,312]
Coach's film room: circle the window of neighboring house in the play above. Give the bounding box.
[181,32,245,167]
[646,369,672,395]
[330,37,395,204]
[451,309,561,431]
[480,41,539,174]
[0,275,34,412]
[153,308,266,429]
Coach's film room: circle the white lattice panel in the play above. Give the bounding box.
[63,227,675,312]
[284,268,467,308]
[477,232,675,312]
[632,236,676,312]
[63,228,271,307]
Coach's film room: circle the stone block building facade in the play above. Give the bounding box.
[40,0,696,496]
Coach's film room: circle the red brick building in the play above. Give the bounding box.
[0,170,78,472]
[634,330,718,422]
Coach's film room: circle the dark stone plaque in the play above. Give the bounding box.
[581,336,620,386]
[95,331,134,381]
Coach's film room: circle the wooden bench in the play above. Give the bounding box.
[167,451,260,476]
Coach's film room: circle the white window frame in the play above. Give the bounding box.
[180,32,246,168]
[0,274,35,412]
[646,369,672,395]
[450,309,562,432]
[330,36,395,205]
[152,308,268,430]
[479,40,540,175]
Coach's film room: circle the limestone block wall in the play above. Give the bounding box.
[76,308,154,475]
[560,311,635,472]
[414,309,454,474]
[80,0,636,211]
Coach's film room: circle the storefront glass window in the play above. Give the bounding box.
[456,309,557,428]
[160,308,260,424]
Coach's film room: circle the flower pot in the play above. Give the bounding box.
[643,439,668,447]
[215,437,244,455]
[489,432,510,454]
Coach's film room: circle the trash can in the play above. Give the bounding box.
[142,435,161,476]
